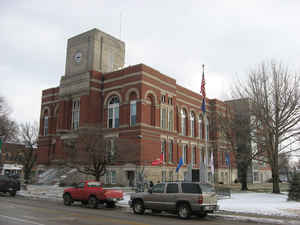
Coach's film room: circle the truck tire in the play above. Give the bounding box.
[88,196,98,209]
[177,203,191,219]
[133,199,145,215]
[63,193,73,206]
[196,211,207,218]
[9,190,16,197]
[106,201,116,208]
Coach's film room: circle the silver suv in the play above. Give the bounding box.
[129,182,218,219]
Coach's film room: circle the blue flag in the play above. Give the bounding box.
[225,153,230,167]
[176,157,183,173]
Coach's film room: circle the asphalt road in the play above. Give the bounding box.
[0,195,264,225]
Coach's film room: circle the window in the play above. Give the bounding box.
[181,183,202,194]
[168,97,173,105]
[161,95,166,103]
[168,171,173,182]
[105,172,110,184]
[72,99,80,129]
[181,109,187,136]
[192,146,196,165]
[130,100,137,126]
[77,182,85,188]
[106,139,115,161]
[182,144,187,164]
[190,112,195,137]
[166,183,178,193]
[161,108,167,129]
[168,109,173,131]
[161,140,166,162]
[162,171,166,182]
[168,140,173,163]
[198,116,203,139]
[152,183,165,193]
[44,116,48,136]
[108,96,119,128]
[111,170,116,184]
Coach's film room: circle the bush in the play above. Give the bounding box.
[288,172,300,202]
[59,182,66,187]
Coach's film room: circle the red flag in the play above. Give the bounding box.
[151,152,163,166]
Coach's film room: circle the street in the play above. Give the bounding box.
[0,195,266,225]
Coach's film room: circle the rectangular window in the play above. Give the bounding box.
[166,183,178,193]
[111,170,116,184]
[192,146,196,165]
[130,101,137,126]
[191,120,195,137]
[181,183,202,194]
[182,145,187,164]
[168,171,173,182]
[105,171,110,184]
[161,108,167,129]
[168,140,173,163]
[72,99,80,129]
[161,140,166,162]
[115,107,119,128]
[168,109,173,131]
[162,171,166,182]
[44,116,48,136]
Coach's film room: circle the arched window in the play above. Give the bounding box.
[198,115,203,139]
[190,112,195,137]
[181,109,187,136]
[72,99,80,129]
[108,96,120,128]
[43,110,49,136]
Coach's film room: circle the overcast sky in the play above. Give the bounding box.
[1,0,300,124]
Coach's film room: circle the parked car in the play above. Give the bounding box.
[63,180,123,208]
[129,182,219,219]
[0,175,20,196]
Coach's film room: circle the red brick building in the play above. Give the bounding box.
[37,28,237,185]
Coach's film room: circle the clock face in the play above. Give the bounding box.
[74,51,82,63]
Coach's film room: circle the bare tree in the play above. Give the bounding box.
[233,61,300,193]
[63,124,139,181]
[215,101,253,190]
[17,122,38,183]
[0,96,18,142]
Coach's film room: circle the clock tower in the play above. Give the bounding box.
[59,28,125,96]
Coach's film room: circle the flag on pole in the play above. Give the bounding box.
[151,152,163,166]
[225,152,230,167]
[176,157,183,173]
[201,65,206,113]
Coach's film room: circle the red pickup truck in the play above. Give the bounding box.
[63,180,123,209]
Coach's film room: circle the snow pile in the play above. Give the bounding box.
[219,192,300,217]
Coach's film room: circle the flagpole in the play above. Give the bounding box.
[202,64,208,184]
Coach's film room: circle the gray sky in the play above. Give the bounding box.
[1,0,300,124]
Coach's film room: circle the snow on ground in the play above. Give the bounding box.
[18,185,300,218]
[219,192,300,217]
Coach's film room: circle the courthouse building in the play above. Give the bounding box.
[37,28,237,186]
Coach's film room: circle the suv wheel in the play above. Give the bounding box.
[106,201,116,208]
[197,211,207,218]
[9,190,16,197]
[178,203,191,219]
[88,196,98,209]
[133,199,145,215]
[63,193,73,206]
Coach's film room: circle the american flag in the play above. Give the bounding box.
[201,65,206,113]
